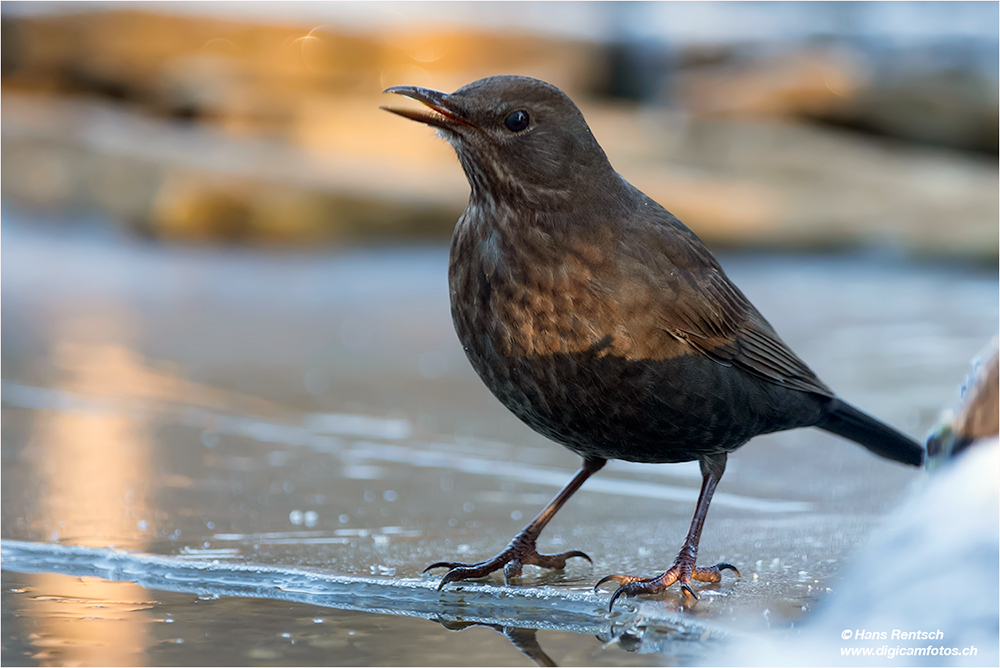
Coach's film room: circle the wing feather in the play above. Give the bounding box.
[618,203,833,397]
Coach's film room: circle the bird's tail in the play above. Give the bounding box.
[816,398,924,466]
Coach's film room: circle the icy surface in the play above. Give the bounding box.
[2,212,997,664]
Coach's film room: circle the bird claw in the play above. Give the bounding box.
[596,569,680,611]
[596,560,740,610]
[712,562,741,578]
[425,539,591,589]
[594,573,641,589]
[423,561,462,573]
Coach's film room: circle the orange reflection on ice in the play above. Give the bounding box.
[20,574,157,667]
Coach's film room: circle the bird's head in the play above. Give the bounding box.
[382,75,615,207]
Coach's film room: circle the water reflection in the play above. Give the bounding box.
[433,617,731,666]
[12,575,155,666]
[11,311,160,665]
[436,620,557,667]
[28,321,157,549]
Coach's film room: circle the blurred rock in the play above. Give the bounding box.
[0,9,996,256]
[816,48,1000,154]
[668,42,999,154]
[0,9,601,128]
[661,117,998,258]
[2,90,997,257]
[0,93,467,244]
[673,46,868,119]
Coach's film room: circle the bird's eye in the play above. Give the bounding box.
[503,110,530,132]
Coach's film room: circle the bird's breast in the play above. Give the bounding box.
[449,215,615,360]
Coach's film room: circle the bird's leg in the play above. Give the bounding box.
[426,457,605,589]
[596,454,739,609]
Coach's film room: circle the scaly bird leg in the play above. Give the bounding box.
[426,457,605,589]
[596,453,740,610]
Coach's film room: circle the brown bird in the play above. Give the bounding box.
[381,75,923,608]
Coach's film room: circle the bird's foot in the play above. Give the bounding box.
[424,530,591,590]
[595,557,739,610]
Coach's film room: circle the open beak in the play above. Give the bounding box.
[380,85,474,129]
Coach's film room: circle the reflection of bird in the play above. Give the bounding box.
[436,620,557,667]
[382,75,923,607]
[927,336,999,464]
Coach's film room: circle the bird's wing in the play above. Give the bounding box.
[615,207,834,397]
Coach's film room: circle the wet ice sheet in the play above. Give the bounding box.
[1,572,703,667]
[0,540,724,636]
[2,211,998,664]
[2,541,737,666]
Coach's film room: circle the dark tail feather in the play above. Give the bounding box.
[816,398,924,466]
